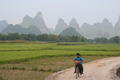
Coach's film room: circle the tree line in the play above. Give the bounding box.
[0,33,120,43]
[0,33,86,42]
[91,36,120,44]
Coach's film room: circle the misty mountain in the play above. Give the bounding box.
[0,20,8,32]
[21,15,33,28]
[81,23,94,39]
[54,18,83,35]
[21,12,50,34]
[49,28,54,34]
[81,18,114,39]
[59,27,81,37]
[27,25,41,35]
[69,18,83,35]
[0,12,120,39]
[2,24,41,35]
[114,17,120,36]
[54,18,68,35]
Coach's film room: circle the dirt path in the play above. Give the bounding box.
[45,57,120,80]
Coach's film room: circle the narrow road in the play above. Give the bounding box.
[45,57,120,80]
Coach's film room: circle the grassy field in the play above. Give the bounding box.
[0,42,120,80]
[0,42,120,63]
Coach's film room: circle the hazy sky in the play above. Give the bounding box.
[0,0,120,28]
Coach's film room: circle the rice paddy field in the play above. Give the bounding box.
[0,42,120,80]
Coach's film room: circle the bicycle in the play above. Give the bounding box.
[75,64,80,79]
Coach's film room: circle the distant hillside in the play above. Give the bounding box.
[81,18,116,39]
[2,24,41,35]
[0,20,8,32]
[59,27,81,37]
[54,18,83,35]
[21,12,50,34]
[69,18,83,35]
[114,16,120,36]
[54,18,68,35]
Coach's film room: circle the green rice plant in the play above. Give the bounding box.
[0,42,120,64]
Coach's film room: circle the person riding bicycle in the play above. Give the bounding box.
[73,53,84,75]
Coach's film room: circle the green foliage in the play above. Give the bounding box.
[0,33,86,42]
[0,33,120,43]
[92,36,120,43]
[109,36,120,43]
[94,37,108,43]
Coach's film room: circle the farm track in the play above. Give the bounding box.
[45,57,120,80]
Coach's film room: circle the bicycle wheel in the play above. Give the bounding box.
[76,66,80,79]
